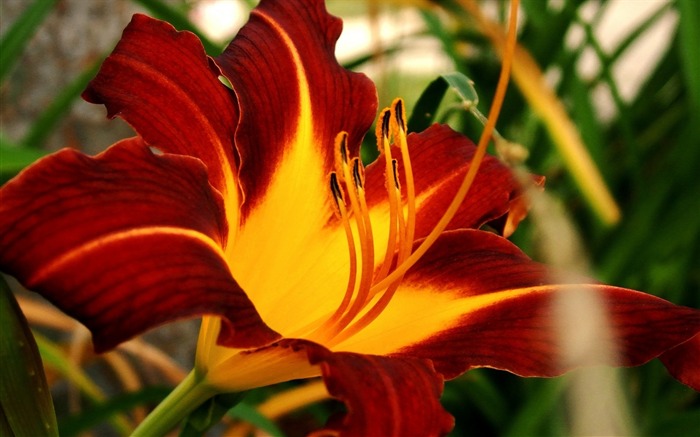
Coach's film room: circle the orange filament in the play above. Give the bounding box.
[390,99,417,255]
[335,158,375,330]
[337,135,375,312]
[318,0,519,347]
[327,172,358,320]
[373,109,400,283]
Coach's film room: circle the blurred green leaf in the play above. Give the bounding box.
[59,387,172,437]
[503,378,567,437]
[0,138,49,177]
[408,72,481,133]
[0,0,59,82]
[179,391,246,437]
[446,372,508,426]
[678,0,700,113]
[0,276,58,437]
[228,402,285,437]
[35,333,132,435]
[22,56,104,149]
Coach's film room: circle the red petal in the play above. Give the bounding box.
[303,343,454,437]
[83,14,240,220]
[391,231,700,381]
[215,0,377,220]
[0,139,278,352]
[659,333,700,391]
[365,124,534,239]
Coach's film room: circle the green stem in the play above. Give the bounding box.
[132,369,217,437]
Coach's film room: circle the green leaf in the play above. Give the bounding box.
[0,0,59,82]
[678,0,700,113]
[0,137,49,178]
[228,402,285,437]
[503,378,567,437]
[407,72,482,133]
[179,391,247,437]
[59,386,172,437]
[34,333,132,435]
[0,276,58,437]
[22,56,104,148]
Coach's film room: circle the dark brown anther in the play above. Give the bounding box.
[394,99,406,131]
[330,172,344,210]
[391,159,400,189]
[352,158,364,189]
[381,110,391,139]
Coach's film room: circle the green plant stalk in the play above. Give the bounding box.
[132,369,217,437]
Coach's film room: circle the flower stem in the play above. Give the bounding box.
[132,369,217,437]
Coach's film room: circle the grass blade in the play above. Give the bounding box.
[0,0,58,82]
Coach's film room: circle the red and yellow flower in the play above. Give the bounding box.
[1,0,698,435]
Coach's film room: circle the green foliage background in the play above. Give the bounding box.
[1,0,698,435]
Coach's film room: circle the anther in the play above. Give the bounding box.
[381,109,391,140]
[334,132,350,182]
[393,98,406,132]
[352,158,364,189]
[339,132,349,164]
[391,159,400,189]
[329,172,344,214]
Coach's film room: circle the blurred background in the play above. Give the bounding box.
[1,0,698,435]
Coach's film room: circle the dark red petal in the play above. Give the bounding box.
[215,0,377,219]
[0,139,278,352]
[301,343,454,437]
[391,231,700,381]
[365,124,534,238]
[659,333,700,391]
[83,14,240,208]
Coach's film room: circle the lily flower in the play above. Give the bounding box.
[1,0,698,435]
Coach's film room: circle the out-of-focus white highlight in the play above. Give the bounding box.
[189,0,247,42]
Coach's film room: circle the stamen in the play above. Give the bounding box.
[327,172,357,320]
[373,109,401,284]
[334,132,350,183]
[287,173,357,340]
[314,134,375,341]
[352,157,364,189]
[332,158,375,333]
[391,98,417,255]
[373,159,400,283]
[329,172,344,215]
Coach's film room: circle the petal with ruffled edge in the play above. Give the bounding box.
[306,344,454,437]
[216,0,376,217]
[364,124,538,240]
[659,333,700,390]
[211,0,377,334]
[0,139,278,352]
[199,338,453,435]
[332,230,700,387]
[83,14,241,238]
